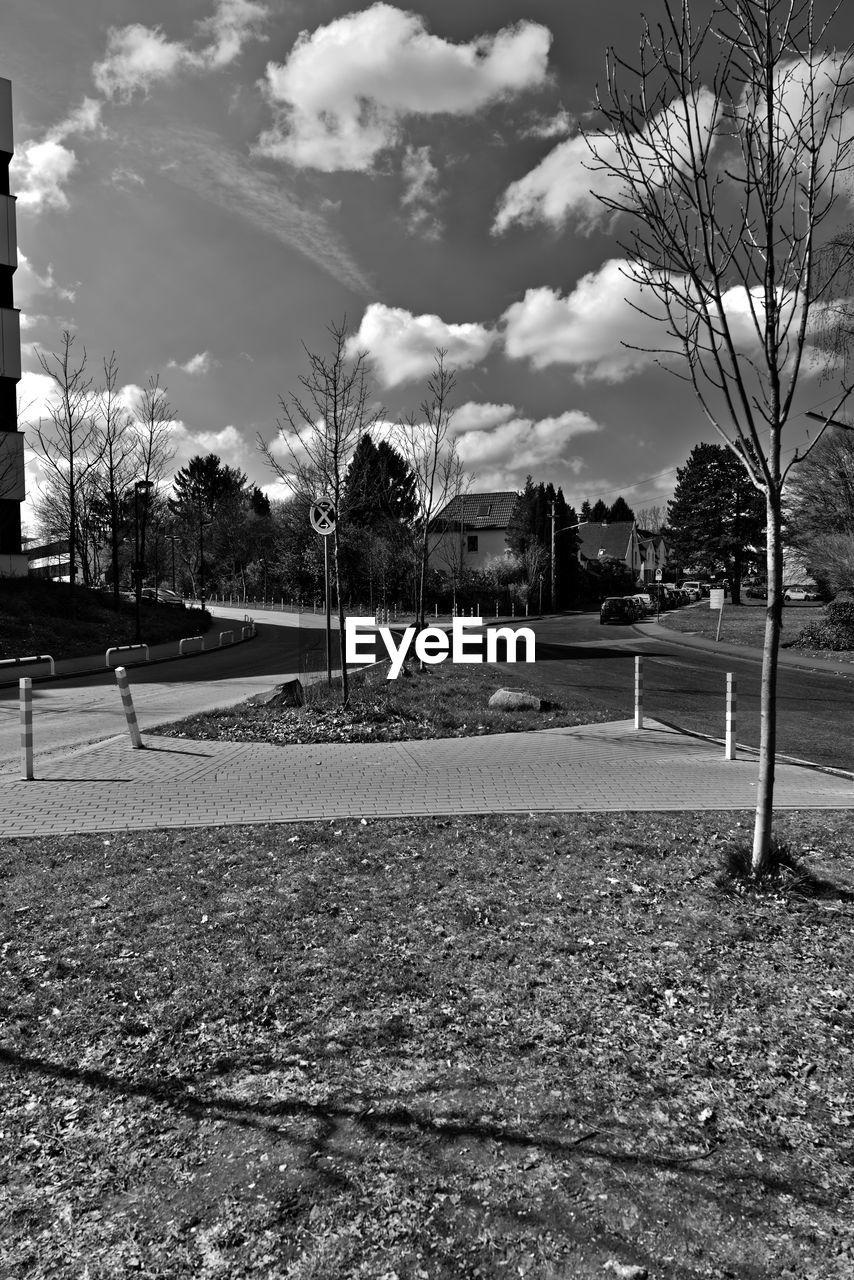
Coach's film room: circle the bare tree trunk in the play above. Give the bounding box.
[753,493,783,875]
[333,526,349,704]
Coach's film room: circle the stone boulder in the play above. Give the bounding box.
[488,687,541,711]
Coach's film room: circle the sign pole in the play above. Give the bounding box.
[715,599,725,642]
[324,536,331,686]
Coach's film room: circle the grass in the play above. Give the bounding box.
[0,578,211,664]
[658,599,854,662]
[156,655,622,745]
[1,810,852,1278]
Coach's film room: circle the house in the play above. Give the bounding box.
[576,521,644,578]
[429,491,519,574]
[637,530,669,583]
[576,521,668,583]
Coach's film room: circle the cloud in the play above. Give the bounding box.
[15,252,76,309]
[400,145,442,239]
[13,99,103,211]
[256,4,551,172]
[502,260,679,380]
[169,351,215,375]
[17,370,61,424]
[501,258,788,382]
[453,405,601,490]
[493,88,718,234]
[452,401,518,432]
[348,303,497,386]
[151,125,372,294]
[93,0,269,100]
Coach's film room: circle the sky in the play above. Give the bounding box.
[5,0,854,535]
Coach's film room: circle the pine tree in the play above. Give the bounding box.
[667,443,766,604]
[608,495,635,523]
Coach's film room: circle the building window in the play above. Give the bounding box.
[467,535,479,553]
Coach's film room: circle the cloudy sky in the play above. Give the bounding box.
[5,0,854,531]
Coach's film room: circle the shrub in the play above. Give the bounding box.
[791,600,854,651]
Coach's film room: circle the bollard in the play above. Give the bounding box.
[20,677,33,780]
[635,655,643,730]
[725,672,737,760]
[115,666,143,749]
[434,603,438,619]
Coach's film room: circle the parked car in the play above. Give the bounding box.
[600,596,637,624]
[745,580,767,598]
[631,592,654,616]
[141,587,185,607]
[784,584,821,601]
[680,580,703,601]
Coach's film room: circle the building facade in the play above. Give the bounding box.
[0,78,26,576]
[429,492,519,574]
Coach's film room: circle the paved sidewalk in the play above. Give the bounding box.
[0,718,850,836]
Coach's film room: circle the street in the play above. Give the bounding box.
[523,613,854,774]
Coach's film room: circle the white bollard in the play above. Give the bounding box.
[635,655,643,730]
[115,666,143,749]
[725,672,737,760]
[20,677,33,780]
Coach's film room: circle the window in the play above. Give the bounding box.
[477,502,492,518]
[467,535,479,553]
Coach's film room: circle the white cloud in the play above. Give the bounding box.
[502,258,787,382]
[168,351,214,375]
[454,406,601,490]
[502,260,678,380]
[401,145,442,239]
[15,252,76,309]
[17,370,61,424]
[348,303,497,387]
[93,0,268,100]
[452,401,518,432]
[256,4,551,172]
[13,99,103,211]
[493,88,718,234]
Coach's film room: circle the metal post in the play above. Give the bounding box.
[725,673,737,760]
[635,655,643,730]
[715,599,725,642]
[134,486,142,644]
[20,678,33,780]
[324,536,332,686]
[549,500,555,612]
[115,666,143,748]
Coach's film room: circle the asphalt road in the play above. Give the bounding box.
[520,613,854,773]
[0,606,850,776]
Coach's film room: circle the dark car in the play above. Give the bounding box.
[600,596,636,625]
[141,587,185,607]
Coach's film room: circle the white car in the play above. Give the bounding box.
[784,585,820,602]
[631,593,654,615]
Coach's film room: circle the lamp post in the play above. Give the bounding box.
[133,480,153,643]
[198,514,212,611]
[166,534,179,592]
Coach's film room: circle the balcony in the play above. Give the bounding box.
[0,306,20,379]
[0,195,16,268]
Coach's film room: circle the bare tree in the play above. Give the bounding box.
[636,504,667,533]
[94,352,136,604]
[30,331,101,589]
[400,350,470,627]
[786,424,854,592]
[132,374,176,582]
[585,0,854,873]
[259,318,381,704]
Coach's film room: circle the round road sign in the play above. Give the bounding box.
[310,497,336,536]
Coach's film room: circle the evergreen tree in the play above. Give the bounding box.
[590,498,609,522]
[667,443,766,604]
[580,499,592,522]
[505,476,538,556]
[608,495,635,523]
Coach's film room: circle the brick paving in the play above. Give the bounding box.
[0,718,850,836]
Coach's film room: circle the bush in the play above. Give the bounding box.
[791,598,854,651]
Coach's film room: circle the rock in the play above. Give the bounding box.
[603,1263,648,1280]
[488,688,541,711]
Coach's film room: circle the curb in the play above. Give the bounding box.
[632,618,854,678]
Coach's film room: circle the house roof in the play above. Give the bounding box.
[432,491,519,530]
[576,521,635,562]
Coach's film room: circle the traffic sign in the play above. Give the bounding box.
[655,568,662,582]
[309,497,336,536]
